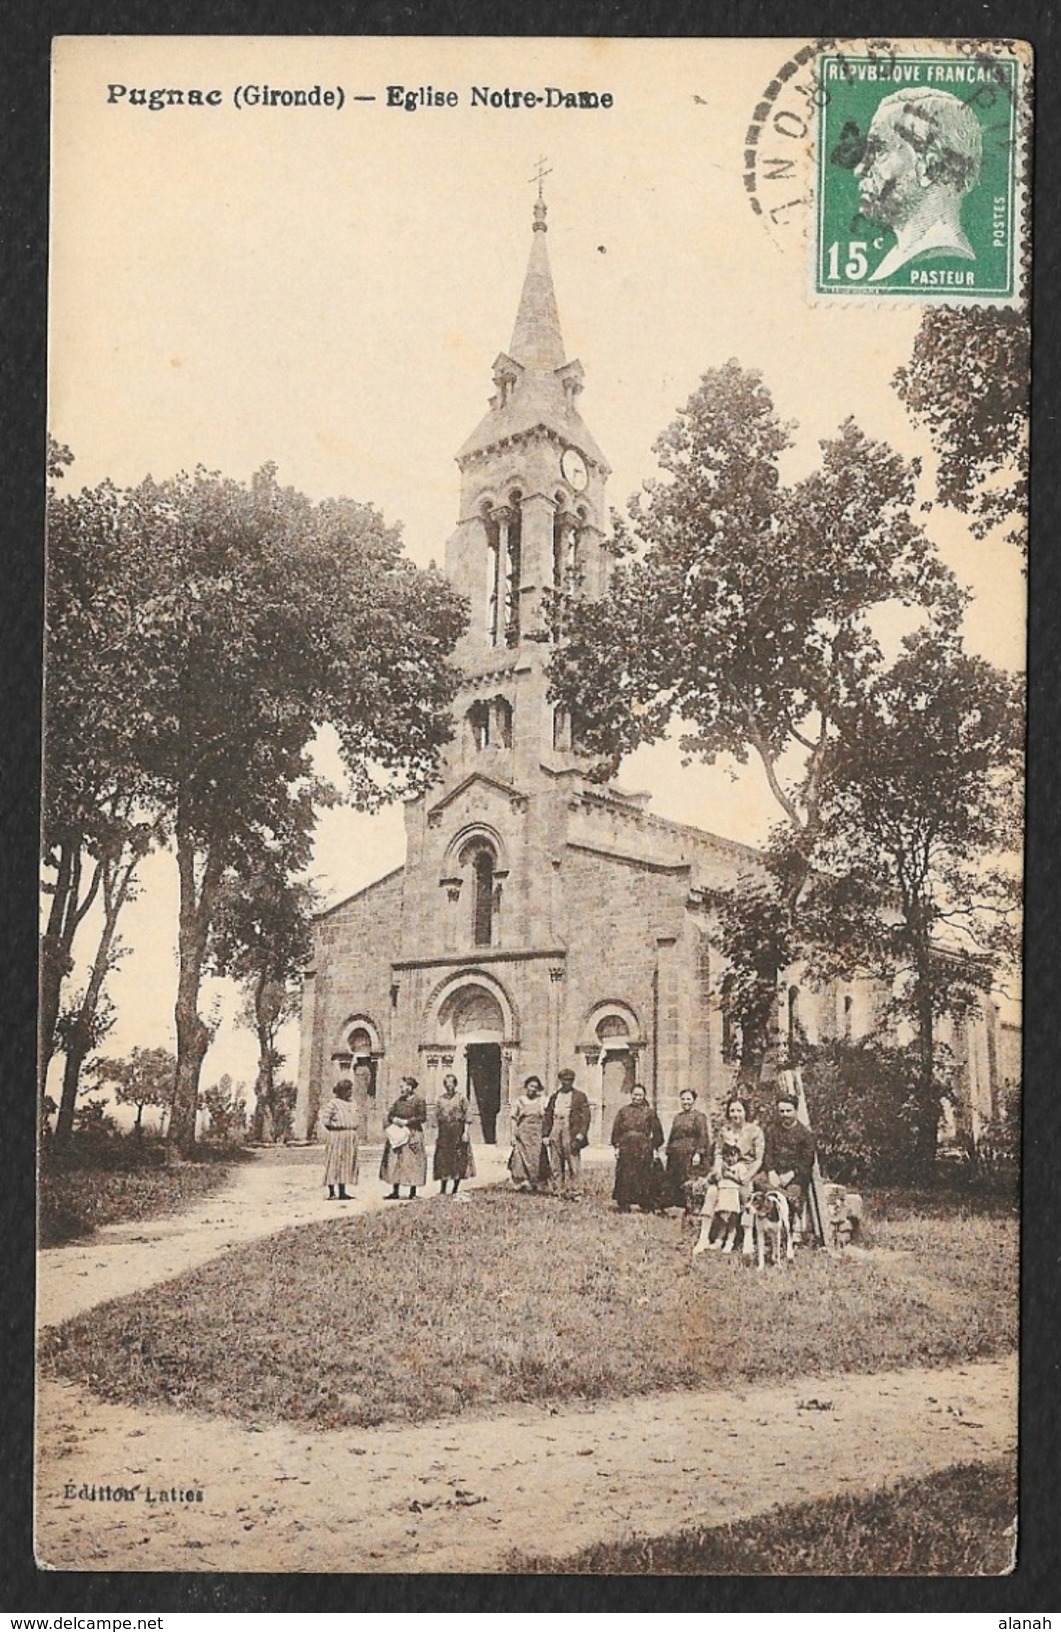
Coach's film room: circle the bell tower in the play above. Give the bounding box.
[443,188,612,786]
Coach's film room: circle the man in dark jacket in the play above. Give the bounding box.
[542,1068,592,1197]
[753,1092,816,1238]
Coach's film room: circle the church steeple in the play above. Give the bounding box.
[444,184,612,781]
[508,197,567,371]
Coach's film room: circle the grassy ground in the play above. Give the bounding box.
[508,1457,1017,1575]
[39,1143,248,1246]
[41,1168,1017,1427]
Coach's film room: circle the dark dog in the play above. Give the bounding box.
[748,1188,793,1270]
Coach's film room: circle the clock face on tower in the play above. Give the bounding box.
[561,447,588,492]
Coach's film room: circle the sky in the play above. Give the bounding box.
[47,36,1027,1100]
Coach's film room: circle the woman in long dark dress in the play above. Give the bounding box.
[380,1076,428,1200]
[433,1073,476,1195]
[664,1088,711,1209]
[611,1084,665,1212]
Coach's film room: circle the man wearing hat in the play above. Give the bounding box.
[753,1092,816,1241]
[542,1068,592,1198]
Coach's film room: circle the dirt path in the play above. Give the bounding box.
[37,1146,514,1329]
[36,1357,1016,1573]
[36,1152,1017,1573]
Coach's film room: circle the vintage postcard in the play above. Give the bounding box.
[39,36,1028,1575]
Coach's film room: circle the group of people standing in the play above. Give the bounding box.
[508,1069,592,1195]
[321,1073,475,1203]
[321,1069,816,1244]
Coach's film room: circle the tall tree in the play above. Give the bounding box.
[209,866,318,1142]
[805,630,1023,1169]
[108,466,466,1152]
[547,361,960,1070]
[894,307,1029,550]
[42,452,162,1125]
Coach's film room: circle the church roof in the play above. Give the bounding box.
[509,198,566,370]
[456,198,610,474]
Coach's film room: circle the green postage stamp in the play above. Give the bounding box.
[814,50,1026,301]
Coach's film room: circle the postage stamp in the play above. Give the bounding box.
[813,49,1026,300]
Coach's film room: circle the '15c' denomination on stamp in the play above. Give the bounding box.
[814,48,1028,302]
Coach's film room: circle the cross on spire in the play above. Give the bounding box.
[530,156,552,201]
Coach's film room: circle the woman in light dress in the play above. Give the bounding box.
[693,1094,765,1254]
[508,1075,548,1192]
[380,1076,428,1200]
[321,1078,359,1202]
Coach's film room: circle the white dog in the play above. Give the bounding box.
[748,1188,794,1270]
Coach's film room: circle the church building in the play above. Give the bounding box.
[294,196,1008,1150]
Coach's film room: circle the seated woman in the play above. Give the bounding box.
[611,1084,665,1213]
[692,1095,764,1256]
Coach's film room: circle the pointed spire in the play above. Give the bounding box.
[509,193,566,371]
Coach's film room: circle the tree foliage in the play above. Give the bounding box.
[259,1079,298,1143]
[804,630,1023,1167]
[210,865,318,1141]
[42,450,163,1129]
[549,362,958,848]
[803,1039,946,1185]
[199,1074,248,1142]
[93,1046,177,1133]
[44,462,467,1152]
[894,307,1029,549]
[547,362,963,1077]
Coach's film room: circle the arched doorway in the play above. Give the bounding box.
[440,982,506,1144]
[579,1003,645,1143]
[330,1015,385,1139]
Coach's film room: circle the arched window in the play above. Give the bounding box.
[505,493,523,645]
[552,505,580,592]
[460,838,498,947]
[467,700,490,750]
[494,697,513,748]
[553,504,566,592]
[843,993,853,1040]
[552,705,571,751]
[483,505,502,647]
[485,500,523,646]
[472,847,495,945]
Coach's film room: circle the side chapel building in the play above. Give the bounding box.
[295,197,1011,1150]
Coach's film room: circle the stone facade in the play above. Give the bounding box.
[295,198,1013,1152]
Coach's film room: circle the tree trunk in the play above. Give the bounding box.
[53,850,139,1148]
[39,840,76,1107]
[251,974,272,1143]
[913,964,940,1177]
[56,1020,93,1143]
[168,828,223,1155]
[39,841,103,1110]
